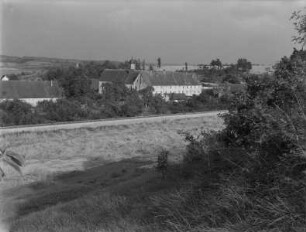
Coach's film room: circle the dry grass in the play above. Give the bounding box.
[1,115,223,183]
[0,114,223,232]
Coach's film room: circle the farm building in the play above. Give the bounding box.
[139,71,202,99]
[92,69,142,93]
[201,82,219,90]
[0,80,63,106]
[92,69,202,100]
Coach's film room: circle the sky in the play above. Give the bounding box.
[1,0,306,65]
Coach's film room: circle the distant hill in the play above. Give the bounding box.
[0,55,122,78]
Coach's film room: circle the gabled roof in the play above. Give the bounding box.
[140,71,200,86]
[0,81,63,99]
[99,69,140,85]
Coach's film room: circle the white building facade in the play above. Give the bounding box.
[140,71,202,99]
[153,85,202,96]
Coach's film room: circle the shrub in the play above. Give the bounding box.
[0,100,42,126]
[120,92,143,117]
[181,49,306,230]
[156,150,169,179]
[36,99,87,122]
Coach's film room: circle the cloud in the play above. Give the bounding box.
[1,0,304,63]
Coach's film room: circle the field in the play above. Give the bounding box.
[0,113,223,232]
[0,55,120,80]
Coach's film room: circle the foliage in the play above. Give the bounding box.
[36,99,87,122]
[54,67,92,98]
[181,49,306,230]
[156,149,169,179]
[1,65,229,126]
[210,58,222,69]
[120,92,143,117]
[45,60,119,98]
[222,74,240,84]
[237,58,252,73]
[291,8,306,48]
[157,57,161,68]
[101,82,130,102]
[0,100,42,126]
[7,74,19,80]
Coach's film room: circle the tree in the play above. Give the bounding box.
[120,91,143,117]
[291,9,306,48]
[101,82,129,102]
[82,61,105,79]
[222,74,240,84]
[185,62,188,71]
[48,66,91,99]
[0,100,40,126]
[210,59,222,69]
[221,50,306,179]
[139,86,154,108]
[236,58,252,73]
[102,60,117,69]
[157,57,161,68]
[0,147,25,180]
[142,59,146,70]
[7,74,19,80]
[133,59,141,70]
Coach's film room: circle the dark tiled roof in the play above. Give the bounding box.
[0,81,63,99]
[140,71,200,86]
[99,69,140,84]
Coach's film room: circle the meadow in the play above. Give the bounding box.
[0,114,224,232]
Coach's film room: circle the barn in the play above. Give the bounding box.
[0,80,63,106]
[93,69,142,93]
[139,71,202,99]
[92,69,202,100]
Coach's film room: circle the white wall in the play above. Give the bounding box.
[0,98,59,106]
[153,85,202,97]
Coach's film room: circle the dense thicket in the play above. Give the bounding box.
[196,58,253,83]
[0,83,228,126]
[173,49,306,231]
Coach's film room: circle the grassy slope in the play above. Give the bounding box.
[0,55,121,77]
[0,115,224,232]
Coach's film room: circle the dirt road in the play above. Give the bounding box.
[0,111,226,135]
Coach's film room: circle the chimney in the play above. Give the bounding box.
[51,80,53,87]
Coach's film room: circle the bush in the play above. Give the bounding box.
[36,99,88,122]
[120,92,143,117]
[0,100,42,126]
[156,150,169,179]
[180,50,306,230]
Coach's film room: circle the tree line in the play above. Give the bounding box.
[173,10,306,231]
[0,73,230,126]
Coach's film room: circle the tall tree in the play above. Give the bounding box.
[236,58,252,73]
[142,59,146,70]
[210,59,222,70]
[291,9,306,48]
[157,57,161,68]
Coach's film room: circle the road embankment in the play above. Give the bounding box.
[0,111,226,135]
